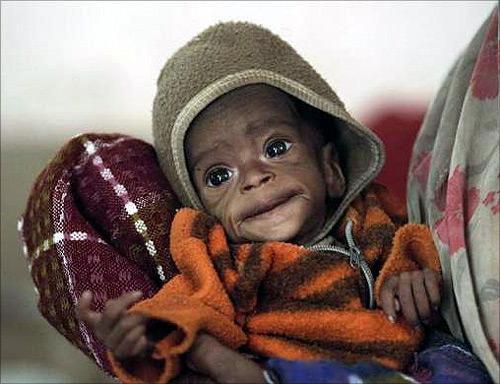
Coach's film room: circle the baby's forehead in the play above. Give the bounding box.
[189,85,300,137]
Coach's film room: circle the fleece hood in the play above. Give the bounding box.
[152,21,385,245]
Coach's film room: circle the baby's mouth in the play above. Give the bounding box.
[240,191,299,222]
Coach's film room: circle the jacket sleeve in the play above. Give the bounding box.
[374,223,441,303]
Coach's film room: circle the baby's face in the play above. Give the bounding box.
[186,86,339,244]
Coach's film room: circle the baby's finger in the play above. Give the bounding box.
[99,291,143,334]
[113,324,147,360]
[411,270,431,324]
[106,314,147,351]
[423,269,441,310]
[398,272,420,329]
[76,291,102,328]
[380,276,398,323]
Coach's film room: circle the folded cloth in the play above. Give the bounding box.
[109,183,441,383]
[408,330,493,383]
[266,359,418,384]
[19,133,180,375]
[266,331,492,384]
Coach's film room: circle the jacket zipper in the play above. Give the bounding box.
[307,220,375,309]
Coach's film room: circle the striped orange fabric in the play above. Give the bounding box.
[109,183,440,383]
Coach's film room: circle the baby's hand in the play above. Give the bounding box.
[76,290,151,361]
[379,268,441,329]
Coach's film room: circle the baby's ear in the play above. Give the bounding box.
[320,142,346,198]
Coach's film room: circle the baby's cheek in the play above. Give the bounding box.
[200,187,227,213]
[206,194,240,238]
[218,217,244,244]
[282,151,321,173]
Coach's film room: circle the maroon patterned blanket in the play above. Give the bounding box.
[19,133,180,375]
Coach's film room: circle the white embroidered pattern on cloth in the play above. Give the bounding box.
[52,174,105,370]
[25,231,106,260]
[19,137,168,279]
[84,140,166,282]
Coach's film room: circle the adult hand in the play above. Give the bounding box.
[186,333,266,384]
[379,268,442,329]
[76,290,151,361]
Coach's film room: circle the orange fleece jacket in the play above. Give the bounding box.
[109,183,441,383]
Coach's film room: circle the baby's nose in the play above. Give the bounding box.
[241,167,274,192]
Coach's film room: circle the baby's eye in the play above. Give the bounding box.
[265,139,292,158]
[205,167,233,187]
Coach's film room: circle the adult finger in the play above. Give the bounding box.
[132,336,154,358]
[394,297,401,312]
[76,291,102,329]
[113,323,147,360]
[106,314,147,351]
[410,270,431,324]
[423,268,441,310]
[98,291,143,335]
[379,276,398,323]
[398,272,420,328]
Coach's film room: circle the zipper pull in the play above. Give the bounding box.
[344,220,360,267]
[349,244,362,269]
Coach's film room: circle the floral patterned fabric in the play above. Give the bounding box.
[407,7,499,382]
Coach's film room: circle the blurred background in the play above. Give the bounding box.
[1,1,496,382]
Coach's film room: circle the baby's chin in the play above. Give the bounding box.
[239,229,297,243]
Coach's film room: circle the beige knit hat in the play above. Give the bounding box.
[152,21,385,245]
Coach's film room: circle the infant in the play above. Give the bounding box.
[77,22,442,383]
